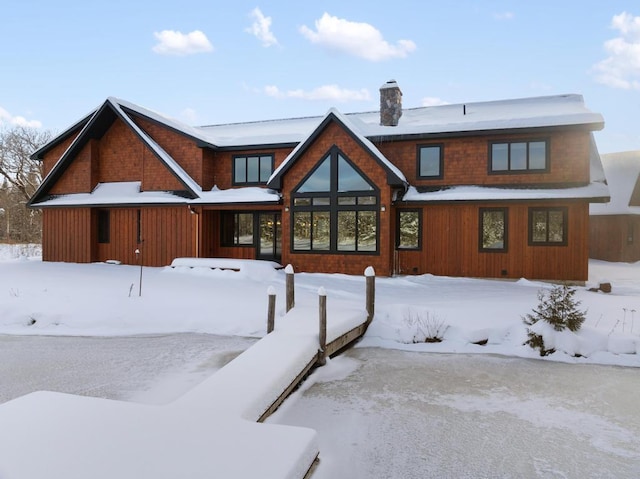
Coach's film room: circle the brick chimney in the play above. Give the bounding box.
[379,80,402,126]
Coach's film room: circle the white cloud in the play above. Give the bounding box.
[264,84,370,102]
[493,12,515,21]
[0,106,42,128]
[421,97,449,107]
[593,12,640,90]
[152,30,214,56]
[299,13,416,61]
[245,8,278,47]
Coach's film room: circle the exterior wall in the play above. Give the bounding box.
[377,129,591,188]
[590,215,640,262]
[279,122,394,276]
[49,140,95,195]
[42,135,77,177]
[139,207,195,266]
[133,117,205,186]
[396,201,590,281]
[98,119,143,183]
[43,206,195,266]
[206,147,294,190]
[42,208,92,263]
[200,210,257,260]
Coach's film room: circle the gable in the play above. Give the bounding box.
[30,99,201,206]
[279,120,394,195]
[268,110,406,191]
[131,115,205,186]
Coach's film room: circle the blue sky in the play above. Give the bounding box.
[1,0,639,154]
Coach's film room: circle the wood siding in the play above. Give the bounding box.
[207,147,294,190]
[280,121,394,276]
[43,206,195,266]
[396,201,589,281]
[42,208,92,263]
[36,101,598,280]
[377,129,591,188]
[590,215,640,262]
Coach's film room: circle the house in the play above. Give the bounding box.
[29,81,609,281]
[590,151,640,263]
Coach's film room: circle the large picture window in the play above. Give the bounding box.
[490,140,547,173]
[291,147,379,254]
[233,154,274,185]
[221,212,254,246]
[479,208,507,252]
[417,145,443,178]
[397,210,421,250]
[528,207,567,246]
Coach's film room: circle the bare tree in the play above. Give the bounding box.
[0,126,51,201]
[0,126,52,242]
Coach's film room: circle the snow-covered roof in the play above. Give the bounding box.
[31,93,605,208]
[194,94,602,148]
[268,108,407,189]
[112,93,603,149]
[31,182,281,207]
[32,182,188,207]
[590,151,640,216]
[402,183,610,203]
[192,186,280,205]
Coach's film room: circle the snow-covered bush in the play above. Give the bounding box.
[402,308,448,343]
[522,284,587,356]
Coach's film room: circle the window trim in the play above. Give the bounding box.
[488,139,549,174]
[231,154,275,186]
[396,209,422,250]
[416,144,444,179]
[221,211,256,247]
[479,207,508,253]
[291,146,380,255]
[528,207,568,246]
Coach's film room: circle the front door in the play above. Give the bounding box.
[257,212,281,262]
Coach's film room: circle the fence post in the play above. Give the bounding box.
[318,287,327,366]
[267,286,276,334]
[365,266,375,326]
[285,264,295,313]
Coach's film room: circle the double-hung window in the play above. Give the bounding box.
[417,145,443,178]
[529,207,567,246]
[490,140,547,173]
[292,147,379,253]
[233,154,274,185]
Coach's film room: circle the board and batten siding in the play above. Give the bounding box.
[42,206,196,266]
[395,201,589,281]
[42,208,93,263]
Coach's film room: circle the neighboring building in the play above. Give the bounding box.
[29,82,609,281]
[590,151,640,263]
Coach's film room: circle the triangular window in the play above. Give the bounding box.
[338,155,374,192]
[296,155,331,193]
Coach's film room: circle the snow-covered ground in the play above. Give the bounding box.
[1,244,638,366]
[0,244,639,478]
